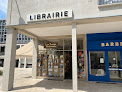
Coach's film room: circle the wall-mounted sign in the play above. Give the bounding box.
[101,42,122,47]
[44,43,58,48]
[27,10,72,22]
[87,40,122,50]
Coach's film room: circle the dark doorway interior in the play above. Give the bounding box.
[65,51,72,79]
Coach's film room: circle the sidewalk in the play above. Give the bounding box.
[0,68,122,92]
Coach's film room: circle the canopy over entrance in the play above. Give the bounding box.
[6,15,122,38]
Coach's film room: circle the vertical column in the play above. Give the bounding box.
[83,34,88,80]
[20,45,22,48]
[2,28,17,91]
[32,38,38,79]
[18,58,21,68]
[24,57,27,68]
[72,23,78,92]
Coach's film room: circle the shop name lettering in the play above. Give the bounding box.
[45,43,57,48]
[101,42,122,47]
[30,11,68,20]
[27,10,72,22]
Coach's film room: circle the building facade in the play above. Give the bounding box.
[2,0,122,91]
[87,32,122,82]
[0,20,31,67]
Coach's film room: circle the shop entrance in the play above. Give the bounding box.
[37,35,85,80]
[108,51,122,81]
[65,51,72,79]
[88,51,122,82]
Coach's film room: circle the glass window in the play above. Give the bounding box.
[22,35,24,37]
[4,35,6,37]
[108,51,121,68]
[19,34,21,37]
[64,36,83,50]
[4,38,6,41]
[78,51,85,79]
[64,38,72,50]
[89,51,106,76]
[16,45,20,49]
[2,26,4,29]
[19,38,21,40]
[77,38,83,50]
[3,21,6,25]
[0,21,2,25]
[37,50,64,78]
[39,39,63,51]
[1,38,3,42]
[2,32,4,35]
[37,36,85,79]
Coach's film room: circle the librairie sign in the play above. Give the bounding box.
[27,10,72,22]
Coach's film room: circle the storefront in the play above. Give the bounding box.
[36,35,86,80]
[3,0,122,91]
[87,32,122,82]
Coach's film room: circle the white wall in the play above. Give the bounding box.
[7,0,122,25]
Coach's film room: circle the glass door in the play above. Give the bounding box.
[108,51,122,81]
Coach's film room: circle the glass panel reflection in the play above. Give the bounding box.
[90,51,106,76]
[108,51,122,81]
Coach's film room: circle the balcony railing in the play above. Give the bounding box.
[99,0,122,5]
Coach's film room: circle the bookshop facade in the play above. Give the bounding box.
[37,36,86,80]
[3,0,122,91]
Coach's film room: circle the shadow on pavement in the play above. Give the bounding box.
[12,77,121,92]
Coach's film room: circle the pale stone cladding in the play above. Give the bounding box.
[7,0,122,25]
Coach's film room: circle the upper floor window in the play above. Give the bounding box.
[99,0,122,5]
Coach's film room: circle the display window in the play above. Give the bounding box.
[89,51,106,76]
[78,51,85,79]
[37,35,85,80]
[37,51,64,79]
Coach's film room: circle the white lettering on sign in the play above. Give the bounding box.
[27,10,72,22]
[101,42,122,47]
